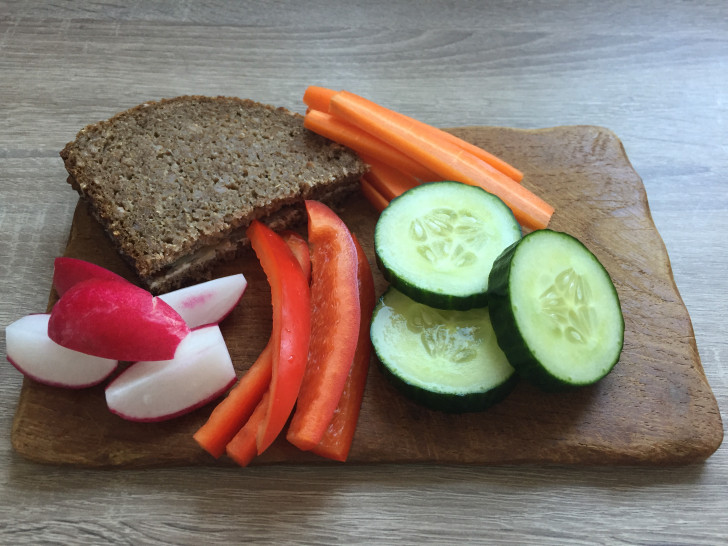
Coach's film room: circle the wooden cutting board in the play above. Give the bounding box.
[11,125,724,467]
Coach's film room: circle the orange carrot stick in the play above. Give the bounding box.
[303,85,522,182]
[329,91,553,230]
[360,176,389,212]
[359,155,420,201]
[193,341,273,458]
[310,234,376,462]
[437,128,523,183]
[373,105,523,183]
[225,391,270,467]
[304,109,440,183]
[303,85,338,113]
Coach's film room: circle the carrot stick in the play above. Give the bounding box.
[371,104,523,183]
[303,85,522,182]
[193,341,273,458]
[436,128,523,183]
[360,176,389,212]
[329,91,553,230]
[359,155,420,201]
[304,109,440,183]
[225,391,271,467]
[303,86,338,113]
[192,231,312,460]
[310,235,376,462]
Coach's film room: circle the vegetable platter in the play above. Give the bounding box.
[10,124,723,467]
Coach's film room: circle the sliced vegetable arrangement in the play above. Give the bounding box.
[195,200,374,465]
[369,180,624,408]
[299,86,624,407]
[4,86,627,466]
[6,261,247,418]
[5,201,375,464]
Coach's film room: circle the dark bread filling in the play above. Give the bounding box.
[60,96,368,293]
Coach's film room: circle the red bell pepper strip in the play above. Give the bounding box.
[226,391,271,466]
[286,201,361,451]
[247,220,312,454]
[192,341,273,458]
[192,231,311,461]
[310,234,376,462]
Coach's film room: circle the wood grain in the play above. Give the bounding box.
[11,125,722,468]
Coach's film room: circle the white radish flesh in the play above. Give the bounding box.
[105,325,237,422]
[157,274,247,328]
[5,314,118,388]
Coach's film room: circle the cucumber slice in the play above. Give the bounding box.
[370,287,517,413]
[487,230,624,391]
[375,181,521,310]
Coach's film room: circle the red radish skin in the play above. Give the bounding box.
[54,257,247,329]
[157,274,248,328]
[53,257,129,297]
[104,325,237,422]
[48,279,190,362]
[5,314,118,388]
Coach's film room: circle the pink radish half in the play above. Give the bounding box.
[157,274,248,328]
[5,314,118,388]
[53,257,129,297]
[105,325,237,422]
[48,279,190,362]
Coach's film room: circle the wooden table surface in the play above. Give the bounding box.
[1,1,725,543]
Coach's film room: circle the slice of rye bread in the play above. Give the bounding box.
[60,95,368,294]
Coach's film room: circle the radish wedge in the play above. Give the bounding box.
[5,314,118,388]
[105,325,237,422]
[157,274,247,328]
[48,279,190,362]
[53,257,129,297]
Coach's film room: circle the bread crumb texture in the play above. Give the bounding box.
[60,96,366,279]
